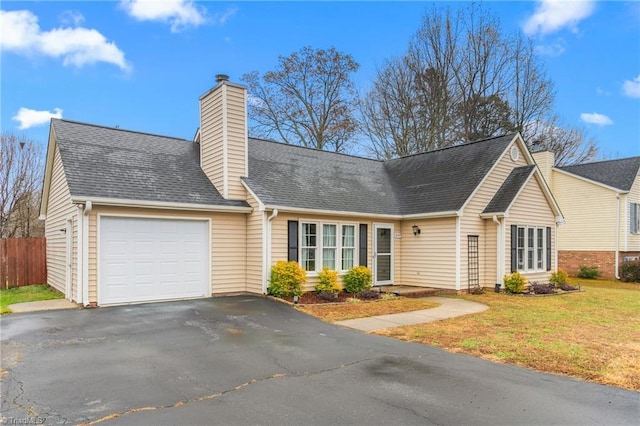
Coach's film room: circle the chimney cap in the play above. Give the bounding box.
[215,74,230,83]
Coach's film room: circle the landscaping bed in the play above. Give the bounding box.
[282,290,386,305]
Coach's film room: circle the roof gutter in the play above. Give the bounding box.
[70,196,252,213]
[263,205,460,220]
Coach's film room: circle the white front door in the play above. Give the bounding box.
[374,224,393,285]
[99,216,210,305]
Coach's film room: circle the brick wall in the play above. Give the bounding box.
[558,250,616,279]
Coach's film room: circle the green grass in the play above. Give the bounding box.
[0,284,64,314]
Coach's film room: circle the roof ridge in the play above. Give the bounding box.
[54,118,192,143]
[249,137,384,163]
[559,155,640,168]
[388,133,517,162]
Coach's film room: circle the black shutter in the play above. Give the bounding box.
[288,221,298,262]
[510,225,518,273]
[359,224,368,267]
[546,226,552,271]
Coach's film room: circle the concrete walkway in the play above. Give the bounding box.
[334,297,488,332]
[8,299,80,313]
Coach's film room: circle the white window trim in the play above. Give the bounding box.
[516,225,547,273]
[299,220,358,275]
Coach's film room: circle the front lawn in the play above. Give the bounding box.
[296,297,439,322]
[375,279,639,391]
[0,284,64,314]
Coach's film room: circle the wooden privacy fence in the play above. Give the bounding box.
[0,238,47,289]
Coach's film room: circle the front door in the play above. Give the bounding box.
[374,224,393,285]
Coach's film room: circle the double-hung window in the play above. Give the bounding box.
[300,221,357,272]
[301,223,317,272]
[516,225,547,272]
[631,203,640,234]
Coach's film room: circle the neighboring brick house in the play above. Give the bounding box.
[533,152,640,279]
[40,75,563,306]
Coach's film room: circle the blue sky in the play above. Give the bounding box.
[2,0,639,160]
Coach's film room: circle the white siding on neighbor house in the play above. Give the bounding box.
[553,171,619,251]
[459,140,528,288]
[87,206,248,305]
[44,144,78,298]
[399,218,457,290]
[269,213,399,292]
[245,193,264,294]
[505,176,557,283]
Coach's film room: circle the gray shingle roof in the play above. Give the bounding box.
[244,133,517,216]
[384,134,517,215]
[52,119,248,208]
[244,139,401,215]
[558,157,640,191]
[483,166,535,214]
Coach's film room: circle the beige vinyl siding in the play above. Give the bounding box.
[399,218,457,290]
[44,144,77,297]
[627,175,640,251]
[270,213,398,292]
[200,88,224,195]
[87,206,248,304]
[199,83,247,201]
[553,171,618,251]
[506,176,557,282]
[531,151,554,188]
[246,194,264,294]
[225,85,248,200]
[459,141,528,288]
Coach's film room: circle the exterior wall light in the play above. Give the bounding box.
[412,225,421,236]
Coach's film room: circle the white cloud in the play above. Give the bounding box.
[12,107,63,130]
[59,10,85,26]
[596,87,611,96]
[580,112,613,126]
[120,0,207,32]
[523,0,595,36]
[0,10,130,70]
[622,75,640,98]
[534,40,566,56]
[212,7,238,25]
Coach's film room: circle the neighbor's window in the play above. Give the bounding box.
[342,224,356,270]
[631,203,640,234]
[301,223,317,272]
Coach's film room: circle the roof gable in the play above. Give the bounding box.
[51,119,248,208]
[483,166,535,214]
[558,157,640,192]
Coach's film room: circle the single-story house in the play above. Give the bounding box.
[40,75,563,306]
[533,151,640,279]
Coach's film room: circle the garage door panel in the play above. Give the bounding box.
[99,217,209,305]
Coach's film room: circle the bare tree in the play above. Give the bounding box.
[0,132,44,238]
[526,116,597,166]
[243,46,360,152]
[360,3,592,160]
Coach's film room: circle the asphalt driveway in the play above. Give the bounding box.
[1,296,637,425]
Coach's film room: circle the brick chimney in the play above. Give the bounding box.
[198,74,248,200]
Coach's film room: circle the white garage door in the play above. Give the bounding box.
[99,216,209,305]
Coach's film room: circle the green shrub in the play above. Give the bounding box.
[549,269,568,286]
[268,261,307,297]
[342,266,373,293]
[577,265,600,279]
[315,267,341,293]
[620,260,640,283]
[503,272,527,294]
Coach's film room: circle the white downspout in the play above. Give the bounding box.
[455,215,461,291]
[82,201,92,306]
[615,193,620,279]
[265,209,278,294]
[492,215,503,284]
[76,204,83,304]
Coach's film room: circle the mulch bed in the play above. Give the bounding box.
[282,291,383,305]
